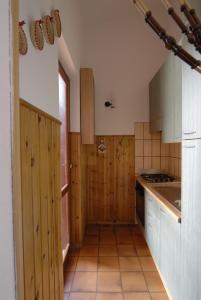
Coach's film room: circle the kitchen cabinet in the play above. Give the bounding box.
[182,40,201,140]
[160,207,181,300]
[181,140,201,300]
[149,69,162,133]
[145,190,181,300]
[145,191,160,265]
[149,53,182,143]
[161,53,182,143]
[80,68,95,144]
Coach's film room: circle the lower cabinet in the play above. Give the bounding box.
[145,192,160,265]
[145,191,181,300]
[160,207,181,300]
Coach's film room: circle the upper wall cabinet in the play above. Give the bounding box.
[149,69,163,133]
[161,53,182,143]
[80,68,95,144]
[182,40,201,140]
[149,53,182,143]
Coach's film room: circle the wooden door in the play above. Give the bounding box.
[59,64,71,260]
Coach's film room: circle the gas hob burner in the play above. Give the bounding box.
[141,173,175,183]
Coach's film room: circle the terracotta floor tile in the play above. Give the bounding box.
[76,256,98,271]
[98,257,119,271]
[116,235,133,244]
[118,245,137,257]
[124,292,151,300]
[121,272,147,292]
[64,272,75,292]
[133,235,147,246]
[99,245,118,257]
[69,293,96,300]
[139,257,157,271]
[116,228,132,236]
[86,225,100,235]
[71,272,97,292]
[119,257,142,271]
[84,235,99,245]
[132,226,141,234]
[79,245,99,257]
[97,272,122,292]
[135,244,151,257]
[150,292,169,300]
[96,293,123,300]
[144,272,165,292]
[100,225,115,234]
[100,234,116,245]
[65,257,78,271]
[69,248,80,257]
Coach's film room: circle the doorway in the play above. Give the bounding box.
[59,64,71,261]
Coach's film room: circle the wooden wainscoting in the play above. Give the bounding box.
[84,136,135,224]
[20,100,63,300]
[70,133,87,246]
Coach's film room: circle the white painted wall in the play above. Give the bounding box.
[20,0,82,131]
[80,0,180,135]
[0,1,16,299]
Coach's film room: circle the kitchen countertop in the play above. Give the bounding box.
[136,176,181,223]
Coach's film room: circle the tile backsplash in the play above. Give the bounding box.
[134,122,181,178]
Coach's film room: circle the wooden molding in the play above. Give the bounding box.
[20,99,61,124]
[11,0,25,299]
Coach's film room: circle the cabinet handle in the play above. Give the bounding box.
[183,131,196,135]
[160,208,166,215]
[184,145,196,149]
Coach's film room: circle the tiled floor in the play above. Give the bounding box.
[64,225,169,300]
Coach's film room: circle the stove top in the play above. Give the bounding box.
[141,173,175,183]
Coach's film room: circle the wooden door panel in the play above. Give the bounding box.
[85,135,135,223]
[20,100,63,300]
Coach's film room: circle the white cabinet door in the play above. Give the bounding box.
[181,140,201,300]
[182,41,201,140]
[162,53,182,143]
[145,192,160,265]
[160,207,181,300]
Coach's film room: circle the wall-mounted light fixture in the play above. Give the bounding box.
[105,100,115,108]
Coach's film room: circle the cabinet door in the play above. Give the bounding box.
[160,207,181,300]
[162,53,182,143]
[181,140,201,300]
[145,192,160,264]
[182,41,201,140]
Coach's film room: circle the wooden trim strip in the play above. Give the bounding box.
[11,0,25,299]
[20,99,62,125]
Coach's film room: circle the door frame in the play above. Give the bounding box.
[59,62,71,260]
[11,0,25,299]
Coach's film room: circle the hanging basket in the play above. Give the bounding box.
[19,21,28,55]
[30,20,44,50]
[42,15,55,45]
[51,9,62,38]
